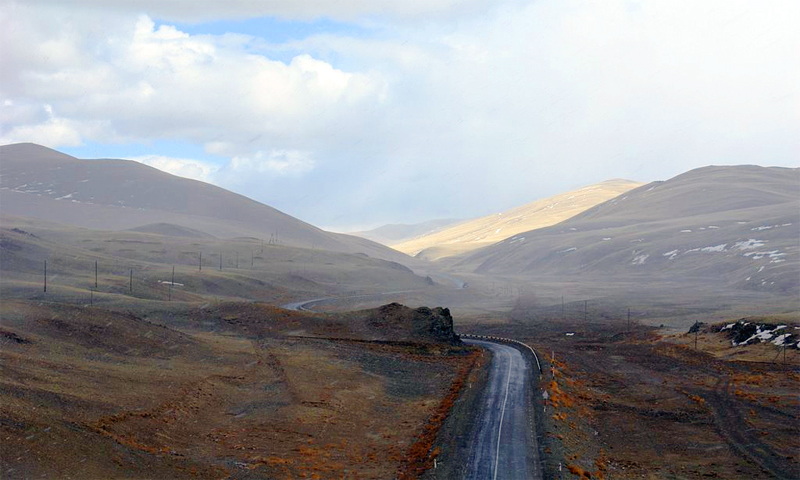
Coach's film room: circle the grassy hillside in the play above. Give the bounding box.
[451,166,799,295]
[0,143,410,263]
[0,298,480,479]
[0,215,435,308]
[393,179,642,260]
[351,218,463,246]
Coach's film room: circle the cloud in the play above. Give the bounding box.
[2,0,798,228]
[129,155,219,183]
[25,0,494,22]
[1,9,388,152]
[229,150,315,176]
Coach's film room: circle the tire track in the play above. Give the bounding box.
[704,377,796,480]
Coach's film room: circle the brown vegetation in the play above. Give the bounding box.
[0,299,471,479]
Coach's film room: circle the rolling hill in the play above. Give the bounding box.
[0,143,410,263]
[392,179,643,260]
[451,165,800,294]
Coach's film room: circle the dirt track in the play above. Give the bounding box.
[463,319,800,479]
[702,377,796,480]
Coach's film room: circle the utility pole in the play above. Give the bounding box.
[235,251,238,269]
[219,253,222,271]
[43,260,47,293]
[199,252,202,271]
[95,260,98,288]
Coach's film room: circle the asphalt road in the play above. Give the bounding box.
[462,340,541,480]
[281,297,327,311]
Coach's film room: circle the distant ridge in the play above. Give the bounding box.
[393,179,643,260]
[0,143,410,263]
[451,165,800,294]
[351,218,464,246]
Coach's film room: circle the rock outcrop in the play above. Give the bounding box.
[368,303,459,344]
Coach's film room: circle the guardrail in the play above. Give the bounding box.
[459,333,541,374]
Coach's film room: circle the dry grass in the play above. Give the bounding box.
[0,299,472,479]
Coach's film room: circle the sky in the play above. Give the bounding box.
[1,0,798,232]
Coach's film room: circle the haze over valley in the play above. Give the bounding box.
[1,1,798,478]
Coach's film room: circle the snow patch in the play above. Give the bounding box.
[632,254,649,265]
[743,250,784,261]
[55,193,74,200]
[684,244,727,254]
[559,247,577,253]
[680,229,692,233]
[734,239,765,250]
[772,334,792,346]
[663,250,679,260]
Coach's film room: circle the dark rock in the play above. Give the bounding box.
[370,303,459,344]
[688,322,705,333]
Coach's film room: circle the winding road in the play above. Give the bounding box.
[281,289,424,312]
[462,340,541,480]
[281,293,541,479]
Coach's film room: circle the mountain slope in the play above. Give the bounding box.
[0,143,410,263]
[351,218,464,245]
[451,165,800,294]
[392,179,643,260]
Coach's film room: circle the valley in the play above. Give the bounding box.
[1,143,798,479]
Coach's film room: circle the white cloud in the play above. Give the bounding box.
[1,0,798,227]
[1,8,388,151]
[25,0,493,22]
[230,150,315,176]
[129,155,219,183]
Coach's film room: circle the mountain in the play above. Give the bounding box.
[0,143,410,263]
[392,179,643,260]
[451,165,800,294]
[351,218,463,245]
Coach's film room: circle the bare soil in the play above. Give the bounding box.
[464,317,800,479]
[0,299,477,479]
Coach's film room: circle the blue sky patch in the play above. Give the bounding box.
[61,140,228,165]
[159,16,374,44]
